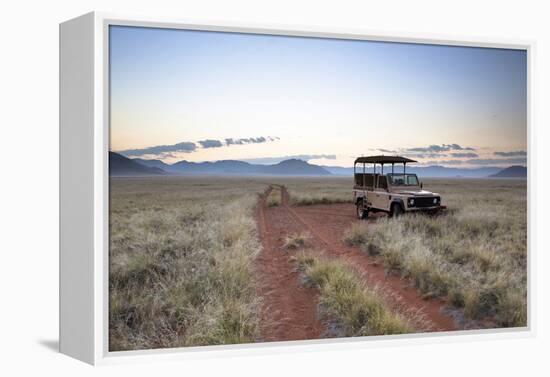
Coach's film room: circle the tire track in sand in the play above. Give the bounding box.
[255,187,324,342]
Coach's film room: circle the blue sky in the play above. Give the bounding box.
[109,25,527,167]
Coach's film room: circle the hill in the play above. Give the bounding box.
[133,158,331,176]
[489,165,527,178]
[110,152,166,176]
[170,160,261,174]
[132,158,174,171]
[261,159,330,175]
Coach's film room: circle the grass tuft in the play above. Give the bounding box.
[294,251,413,336]
[266,186,282,207]
[282,232,310,251]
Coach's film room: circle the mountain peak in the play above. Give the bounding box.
[490,165,527,178]
[110,152,166,176]
[275,158,308,165]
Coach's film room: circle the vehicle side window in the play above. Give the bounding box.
[378,176,388,189]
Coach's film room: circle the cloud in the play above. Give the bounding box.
[119,135,279,157]
[402,153,448,159]
[198,139,223,149]
[420,159,466,166]
[241,154,337,165]
[467,157,527,166]
[419,156,526,167]
[405,144,475,153]
[119,141,197,157]
[450,152,479,158]
[373,144,476,160]
[494,151,527,157]
[225,136,274,145]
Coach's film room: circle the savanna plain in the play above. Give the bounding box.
[109,176,527,351]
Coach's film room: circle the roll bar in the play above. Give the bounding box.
[353,155,418,190]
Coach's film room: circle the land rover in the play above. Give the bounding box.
[353,155,445,219]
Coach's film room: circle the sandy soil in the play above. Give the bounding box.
[255,187,325,342]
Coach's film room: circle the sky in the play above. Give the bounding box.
[109,25,527,168]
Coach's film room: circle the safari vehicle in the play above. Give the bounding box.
[353,155,445,219]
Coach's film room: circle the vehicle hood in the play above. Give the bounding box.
[395,189,438,196]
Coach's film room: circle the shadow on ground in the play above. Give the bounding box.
[38,339,59,352]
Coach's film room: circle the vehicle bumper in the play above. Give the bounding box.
[406,205,446,211]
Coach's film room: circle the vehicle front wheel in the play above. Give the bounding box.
[389,202,404,218]
[356,199,368,219]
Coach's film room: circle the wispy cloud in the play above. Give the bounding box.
[119,141,197,157]
[118,136,278,157]
[419,156,526,166]
[494,151,527,157]
[376,148,397,154]
[405,144,475,153]
[225,136,278,145]
[374,144,475,157]
[450,152,479,158]
[373,144,477,161]
[198,139,223,149]
[241,154,336,165]
[402,153,448,159]
[420,159,466,166]
[468,157,527,166]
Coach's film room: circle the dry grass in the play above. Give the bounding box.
[294,251,413,336]
[266,186,282,207]
[109,175,527,351]
[282,231,310,251]
[109,176,266,351]
[278,177,353,206]
[343,179,527,327]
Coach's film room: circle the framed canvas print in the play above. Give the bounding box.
[59,12,533,365]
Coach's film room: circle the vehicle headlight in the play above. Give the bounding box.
[433,197,438,204]
[409,198,415,206]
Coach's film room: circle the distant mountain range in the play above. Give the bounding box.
[110,152,165,176]
[489,165,527,178]
[111,152,330,176]
[321,165,507,178]
[109,152,526,178]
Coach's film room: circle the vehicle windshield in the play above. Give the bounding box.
[387,174,419,186]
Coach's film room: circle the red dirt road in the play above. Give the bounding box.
[255,188,324,342]
[255,186,458,341]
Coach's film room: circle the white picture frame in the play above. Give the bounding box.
[59,11,535,365]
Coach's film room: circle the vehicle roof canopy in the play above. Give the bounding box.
[354,155,417,164]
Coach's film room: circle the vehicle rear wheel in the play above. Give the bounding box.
[390,202,404,218]
[356,199,368,219]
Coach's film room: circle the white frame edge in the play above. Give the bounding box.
[59,11,536,365]
[59,12,96,364]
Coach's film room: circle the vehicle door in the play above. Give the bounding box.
[371,175,390,210]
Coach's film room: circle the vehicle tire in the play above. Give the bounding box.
[356,199,368,219]
[390,202,404,218]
